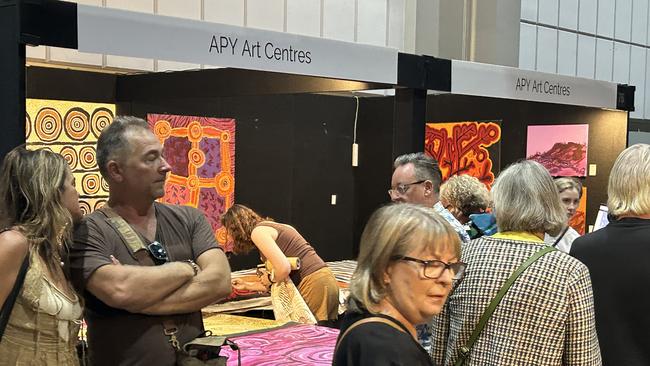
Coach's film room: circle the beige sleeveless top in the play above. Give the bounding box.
[0,250,82,366]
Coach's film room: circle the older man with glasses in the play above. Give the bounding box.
[390,152,470,244]
[68,116,231,366]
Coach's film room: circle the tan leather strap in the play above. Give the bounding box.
[98,207,155,266]
[335,316,404,354]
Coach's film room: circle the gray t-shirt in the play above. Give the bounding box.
[69,203,220,366]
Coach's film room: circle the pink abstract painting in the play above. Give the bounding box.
[526,124,589,177]
[220,324,339,365]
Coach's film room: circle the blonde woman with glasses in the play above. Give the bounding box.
[334,203,464,366]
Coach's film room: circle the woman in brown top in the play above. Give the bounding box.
[222,204,339,323]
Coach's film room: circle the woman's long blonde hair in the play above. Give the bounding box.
[0,146,74,276]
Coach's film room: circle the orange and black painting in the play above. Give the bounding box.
[425,121,502,188]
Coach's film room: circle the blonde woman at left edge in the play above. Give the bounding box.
[0,146,84,365]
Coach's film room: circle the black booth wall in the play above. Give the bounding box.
[119,94,387,270]
[426,94,628,229]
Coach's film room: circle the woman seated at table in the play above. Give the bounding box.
[333,203,465,366]
[221,204,339,324]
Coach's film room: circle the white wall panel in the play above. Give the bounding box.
[558,30,577,75]
[613,42,631,83]
[536,27,558,72]
[357,0,387,46]
[595,39,614,80]
[26,46,46,60]
[539,0,559,26]
[579,0,598,33]
[646,49,650,118]
[287,0,321,36]
[597,0,616,37]
[388,0,406,50]
[158,0,200,19]
[521,0,538,21]
[247,0,284,31]
[577,34,596,77]
[204,0,245,25]
[614,0,633,41]
[106,0,153,12]
[323,0,355,42]
[519,23,537,70]
[559,0,579,29]
[630,45,646,117]
[631,0,648,45]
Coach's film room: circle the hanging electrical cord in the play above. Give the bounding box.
[352,95,359,167]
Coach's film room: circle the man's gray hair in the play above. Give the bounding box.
[608,143,650,217]
[393,152,443,193]
[96,115,150,178]
[492,160,566,236]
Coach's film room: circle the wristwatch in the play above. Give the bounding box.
[184,259,200,276]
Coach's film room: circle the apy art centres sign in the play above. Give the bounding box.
[77,5,398,84]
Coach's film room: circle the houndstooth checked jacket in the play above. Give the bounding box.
[430,234,602,366]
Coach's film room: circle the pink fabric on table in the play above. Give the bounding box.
[220,324,339,366]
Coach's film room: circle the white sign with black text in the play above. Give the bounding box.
[451,60,617,109]
[77,5,398,84]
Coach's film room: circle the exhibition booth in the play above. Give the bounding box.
[0,1,635,364]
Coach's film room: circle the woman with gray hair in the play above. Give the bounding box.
[334,203,464,366]
[571,144,650,365]
[431,160,601,366]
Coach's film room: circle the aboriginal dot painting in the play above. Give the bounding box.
[147,114,235,251]
[26,99,115,215]
[425,121,502,188]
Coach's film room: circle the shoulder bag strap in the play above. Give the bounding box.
[98,208,182,349]
[552,226,570,248]
[334,316,404,354]
[0,255,30,341]
[455,245,556,366]
[98,207,155,266]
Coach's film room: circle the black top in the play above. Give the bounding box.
[570,217,650,366]
[333,308,434,366]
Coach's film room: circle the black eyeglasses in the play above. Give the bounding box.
[391,255,467,280]
[388,180,426,197]
[147,241,169,264]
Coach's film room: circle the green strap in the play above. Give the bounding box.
[454,245,556,366]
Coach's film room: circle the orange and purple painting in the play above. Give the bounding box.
[425,121,501,188]
[526,124,589,177]
[147,114,235,251]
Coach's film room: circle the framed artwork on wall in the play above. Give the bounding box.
[147,113,236,251]
[526,124,589,177]
[424,120,502,188]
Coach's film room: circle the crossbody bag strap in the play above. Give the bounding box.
[335,316,404,354]
[552,226,570,248]
[98,207,155,266]
[455,245,556,366]
[0,254,29,341]
[98,208,182,349]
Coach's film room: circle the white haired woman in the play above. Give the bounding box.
[571,144,650,365]
[431,160,601,365]
[333,203,464,366]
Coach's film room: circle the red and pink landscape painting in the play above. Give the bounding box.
[526,124,588,177]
